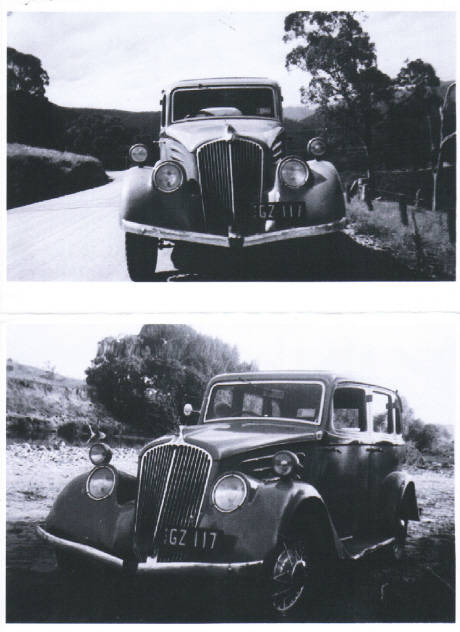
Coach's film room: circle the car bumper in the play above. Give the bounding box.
[121,217,347,248]
[37,525,263,577]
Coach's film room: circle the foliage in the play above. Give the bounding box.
[85,325,257,437]
[7,143,108,209]
[7,47,49,98]
[284,12,392,173]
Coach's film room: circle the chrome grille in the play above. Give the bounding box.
[135,443,212,562]
[197,138,263,234]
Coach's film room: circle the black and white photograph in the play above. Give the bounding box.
[6,10,456,282]
[4,316,455,623]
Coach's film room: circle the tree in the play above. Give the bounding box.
[284,12,392,186]
[7,47,49,98]
[86,325,257,436]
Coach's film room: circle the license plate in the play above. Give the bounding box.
[162,527,220,551]
[253,202,306,220]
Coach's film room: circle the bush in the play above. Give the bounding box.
[7,143,109,209]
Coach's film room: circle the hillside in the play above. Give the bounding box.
[6,359,123,439]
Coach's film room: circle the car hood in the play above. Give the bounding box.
[164,118,283,153]
[177,419,319,460]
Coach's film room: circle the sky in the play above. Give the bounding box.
[6,315,456,426]
[7,11,456,110]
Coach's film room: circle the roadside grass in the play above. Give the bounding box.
[7,143,109,209]
[346,198,455,280]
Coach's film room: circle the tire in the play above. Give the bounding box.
[125,233,159,282]
[263,525,320,616]
[55,548,83,577]
[389,516,408,562]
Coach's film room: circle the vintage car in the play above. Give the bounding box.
[37,371,418,615]
[120,78,347,280]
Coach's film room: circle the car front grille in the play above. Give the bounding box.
[197,138,264,235]
[134,443,212,562]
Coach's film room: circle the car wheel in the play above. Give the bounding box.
[125,233,159,281]
[265,533,315,616]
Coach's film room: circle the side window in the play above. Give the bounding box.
[372,392,393,433]
[333,387,366,431]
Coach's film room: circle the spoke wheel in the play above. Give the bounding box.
[270,539,310,614]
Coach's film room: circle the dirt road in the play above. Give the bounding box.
[6,444,454,622]
[7,174,419,282]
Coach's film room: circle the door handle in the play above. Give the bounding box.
[366,447,383,453]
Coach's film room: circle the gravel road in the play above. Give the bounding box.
[6,443,454,622]
[7,174,419,282]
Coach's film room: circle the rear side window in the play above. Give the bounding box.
[333,387,367,431]
[394,404,402,434]
[372,392,393,433]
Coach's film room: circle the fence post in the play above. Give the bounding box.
[399,196,408,226]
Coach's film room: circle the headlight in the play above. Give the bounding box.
[89,442,112,466]
[129,144,149,164]
[153,161,184,193]
[307,137,327,158]
[273,450,299,478]
[212,474,247,513]
[279,157,309,188]
[87,466,115,500]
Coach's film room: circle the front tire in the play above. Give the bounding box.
[125,233,159,281]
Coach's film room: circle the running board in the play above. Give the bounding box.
[342,536,395,560]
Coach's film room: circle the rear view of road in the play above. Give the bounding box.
[7,172,173,282]
[8,171,418,282]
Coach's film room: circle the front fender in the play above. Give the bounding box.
[120,166,204,231]
[268,159,346,225]
[199,478,343,563]
[45,469,137,559]
[381,471,420,527]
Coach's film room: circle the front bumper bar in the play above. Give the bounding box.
[121,217,347,248]
[37,525,263,577]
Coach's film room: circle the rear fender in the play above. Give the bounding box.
[120,165,204,231]
[381,471,420,526]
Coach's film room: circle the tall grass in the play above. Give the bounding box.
[347,199,455,280]
[7,143,109,209]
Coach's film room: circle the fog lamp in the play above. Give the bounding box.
[279,157,309,188]
[89,442,112,466]
[87,466,115,500]
[129,144,149,164]
[273,450,299,478]
[212,474,247,513]
[153,161,184,193]
[307,137,327,158]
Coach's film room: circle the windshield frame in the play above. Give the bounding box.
[169,85,280,124]
[203,379,326,425]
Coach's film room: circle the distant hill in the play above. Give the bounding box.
[284,105,316,121]
[6,359,124,438]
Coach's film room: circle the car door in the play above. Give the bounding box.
[367,389,401,530]
[317,384,370,538]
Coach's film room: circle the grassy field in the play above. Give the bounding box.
[346,198,455,280]
[7,143,109,209]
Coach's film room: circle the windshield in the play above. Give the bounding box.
[205,381,324,424]
[172,87,276,122]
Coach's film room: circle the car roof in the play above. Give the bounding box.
[207,371,396,394]
[167,77,281,91]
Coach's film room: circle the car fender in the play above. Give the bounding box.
[268,159,346,225]
[45,469,137,559]
[381,471,420,526]
[120,165,204,231]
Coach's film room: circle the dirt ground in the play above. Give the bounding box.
[5,443,455,622]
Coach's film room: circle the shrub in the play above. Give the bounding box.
[7,143,108,209]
